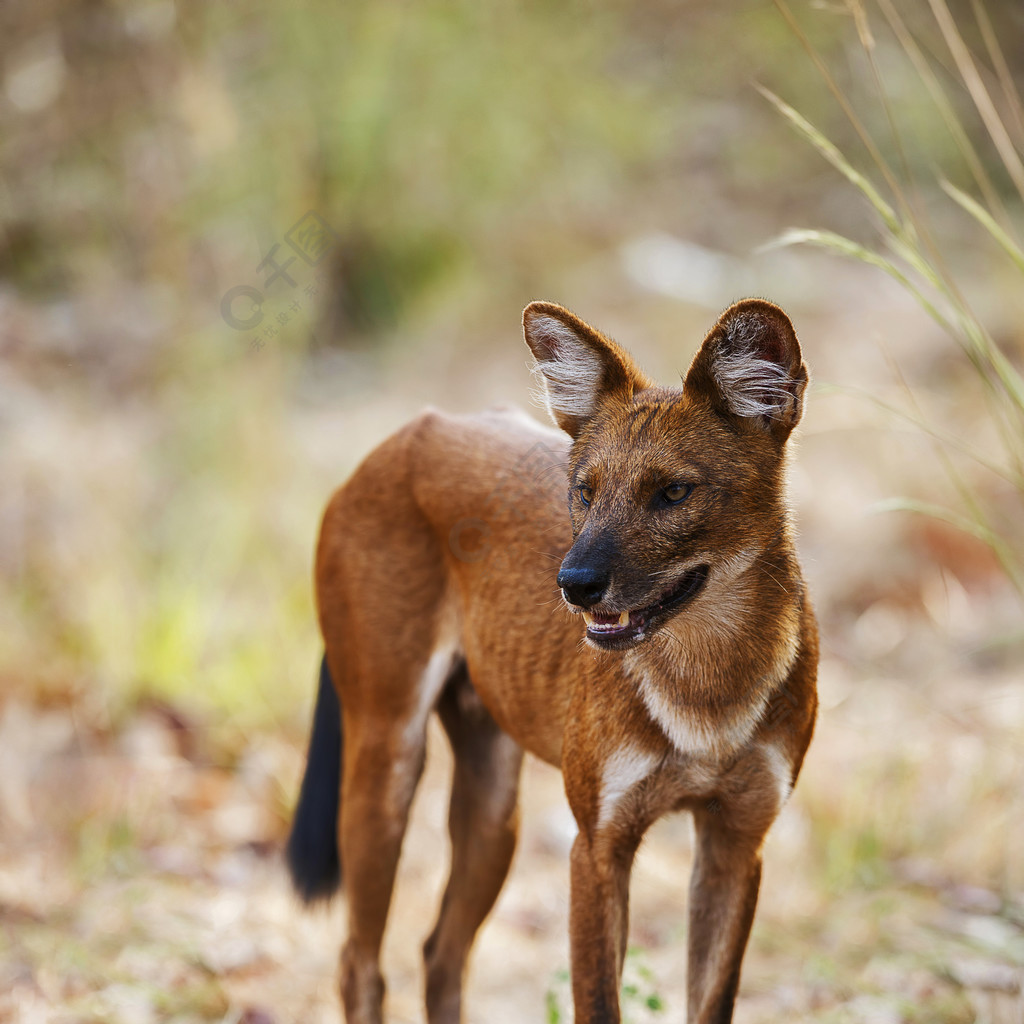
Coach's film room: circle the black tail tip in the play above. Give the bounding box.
[286,654,343,906]
[285,827,342,905]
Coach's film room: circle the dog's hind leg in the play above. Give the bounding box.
[334,637,456,1024]
[423,664,524,1024]
[318,507,458,1021]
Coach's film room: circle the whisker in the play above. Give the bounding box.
[531,549,564,562]
[756,564,790,594]
[652,630,689,655]
[646,566,676,580]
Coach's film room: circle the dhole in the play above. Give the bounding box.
[287,299,818,1024]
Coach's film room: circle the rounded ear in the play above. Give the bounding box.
[523,301,651,438]
[683,299,808,439]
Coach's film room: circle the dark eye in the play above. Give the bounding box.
[663,483,694,505]
[578,485,593,507]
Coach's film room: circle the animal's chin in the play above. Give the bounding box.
[579,565,711,651]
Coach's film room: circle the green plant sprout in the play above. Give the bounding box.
[545,948,666,1023]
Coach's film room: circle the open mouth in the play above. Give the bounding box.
[580,564,710,649]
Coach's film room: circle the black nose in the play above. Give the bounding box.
[557,565,609,608]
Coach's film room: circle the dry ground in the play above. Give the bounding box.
[2,669,1023,1024]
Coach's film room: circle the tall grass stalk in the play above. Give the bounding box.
[767,0,1024,596]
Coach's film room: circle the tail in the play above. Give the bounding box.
[286,654,343,904]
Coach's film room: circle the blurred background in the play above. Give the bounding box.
[1,0,1023,1021]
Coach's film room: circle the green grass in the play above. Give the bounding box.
[1,336,327,742]
[544,949,666,1023]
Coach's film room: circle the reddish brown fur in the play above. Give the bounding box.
[301,299,818,1023]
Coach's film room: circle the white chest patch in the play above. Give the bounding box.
[597,745,660,829]
[637,676,714,755]
[634,671,766,759]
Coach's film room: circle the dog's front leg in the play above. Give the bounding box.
[568,826,638,1024]
[562,692,662,1023]
[685,803,766,1024]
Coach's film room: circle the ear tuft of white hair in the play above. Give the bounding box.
[528,315,605,421]
[712,311,794,421]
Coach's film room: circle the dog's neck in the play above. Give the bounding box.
[622,534,802,760]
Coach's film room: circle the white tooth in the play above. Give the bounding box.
[618,611,629,626]
[583,612,595,626]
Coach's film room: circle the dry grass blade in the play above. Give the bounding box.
[873,498,1024,594]
[767,228,953,332]
[875,0,1006,222]
[969,0,1024,143]
[772,0,909,220]
[925,0,1024,203]
[756,85,901,234]
[770,0,1024,595]
[821,383,1024,490]
[941,180,1024,275]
